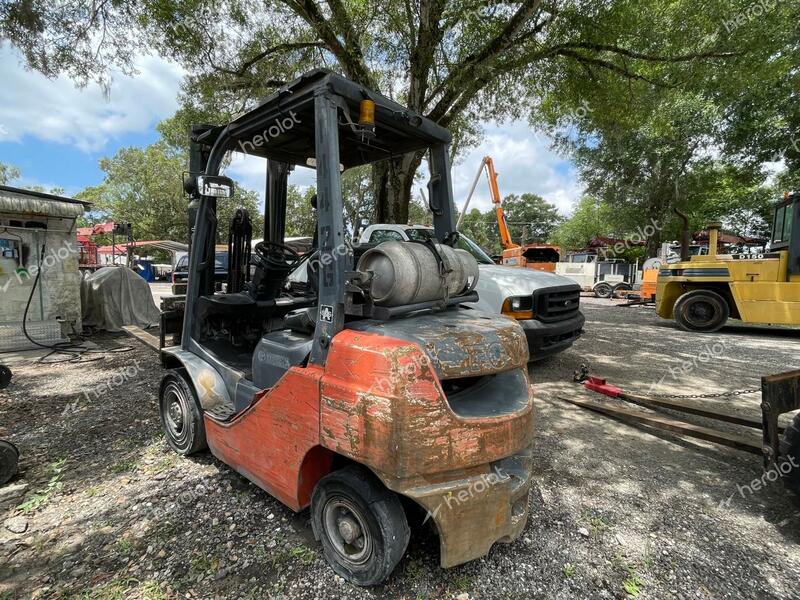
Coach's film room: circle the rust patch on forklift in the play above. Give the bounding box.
[320,329,534,479]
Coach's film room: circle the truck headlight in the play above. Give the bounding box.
[502,296,534,319]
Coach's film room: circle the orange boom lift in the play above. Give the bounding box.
[461,157,560,272]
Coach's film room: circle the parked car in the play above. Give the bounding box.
[171,251,228,295]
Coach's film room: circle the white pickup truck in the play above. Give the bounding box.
[357,224,585,361]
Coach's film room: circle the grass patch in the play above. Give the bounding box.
[290,545,316,565]
[141,580,167,600]
[190,555,219,575]
[563,563,576,578]
[116,538,132,555]
[264,543,316,569]
[17,458,67,513]
[67,577,140,599]
[450,574,471,591]
[623,570,643,597]
[111,460,138,474]
[404,560,426,581]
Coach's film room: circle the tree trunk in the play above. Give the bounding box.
[372,152,425,224]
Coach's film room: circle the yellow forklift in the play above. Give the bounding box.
[656,192,800,332]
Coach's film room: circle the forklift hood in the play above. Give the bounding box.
[347,308,529,378]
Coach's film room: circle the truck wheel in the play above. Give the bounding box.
[673,289,729,332]
[612,283,632,299]
[594,282,613,298]
[159,369,207,455]
[0,440,19,486]
[311,465,409,586]
[780,412,800,496]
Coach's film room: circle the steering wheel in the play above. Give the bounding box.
[253,240,301,270]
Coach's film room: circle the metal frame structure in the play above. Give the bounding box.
[157,70,536,583]
[180,70,457,376]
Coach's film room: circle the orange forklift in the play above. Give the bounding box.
[159,70,534,585]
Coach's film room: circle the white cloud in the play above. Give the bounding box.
[225,152,316,206]
[451,122,583,216]
[0,47,184,152]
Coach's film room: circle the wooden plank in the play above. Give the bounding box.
[121,326,160,352]
[619,392,779,432]
[558,395,762,455]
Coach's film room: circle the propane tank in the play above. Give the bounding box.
[357,241,479,307]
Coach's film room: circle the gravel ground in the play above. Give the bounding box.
[1,299,800,599]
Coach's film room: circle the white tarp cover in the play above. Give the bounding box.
[81,267,160,331]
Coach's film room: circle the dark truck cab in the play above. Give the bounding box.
[171,251,228,295]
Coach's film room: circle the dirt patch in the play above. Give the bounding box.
[1,305,799,599]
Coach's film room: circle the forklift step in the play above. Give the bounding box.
[558,394,762,455]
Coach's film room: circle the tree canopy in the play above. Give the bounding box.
[3,0,773,222]
[76,141,264,244]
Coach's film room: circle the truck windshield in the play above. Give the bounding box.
[404,228,494,265]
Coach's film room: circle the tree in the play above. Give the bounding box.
[78,141,263,244]
[551,197,618,252]
[0,162,66,195]
[0,162,20,185]
[3,0,747,223]
[285,185,317,237]
[341,166,373,238]
[458,207,499,255]
[407,198,433,228]
[500,193,563,244]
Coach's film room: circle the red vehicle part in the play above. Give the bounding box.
[202,328,534,568]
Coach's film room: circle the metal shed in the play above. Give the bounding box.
[0,185,90,350]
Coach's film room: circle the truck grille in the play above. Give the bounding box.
[533,285,581,323]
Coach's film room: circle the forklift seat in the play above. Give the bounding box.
[284,307,317,334]
[197,292,262,318]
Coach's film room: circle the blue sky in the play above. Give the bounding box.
[0,45,583,214]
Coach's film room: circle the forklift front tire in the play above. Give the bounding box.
[159,369,207,456]
[673,289,729,333]
[311,465,410,586]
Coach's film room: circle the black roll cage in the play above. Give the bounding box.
[182,69,459,365]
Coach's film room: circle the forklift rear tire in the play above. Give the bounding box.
[780,412,800,496]
[311,465,409,586]
[159,369,207,456]
[0,440,19,486]
[673,289,729,333]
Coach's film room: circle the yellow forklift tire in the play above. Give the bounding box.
[673,289,729,333]
[311,465,410,586]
